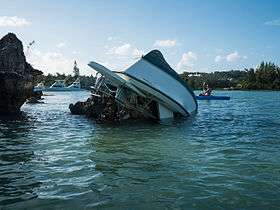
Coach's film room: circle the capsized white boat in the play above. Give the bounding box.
[88,50,197,120]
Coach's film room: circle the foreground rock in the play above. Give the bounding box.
[69,95,118,123]
[0,33,42,115]
[69,94,145,123]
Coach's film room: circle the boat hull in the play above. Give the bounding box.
[124,59,197,115]
[34,87,82,92]
[116,72,189,116]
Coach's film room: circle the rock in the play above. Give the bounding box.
[69,95,120,123]
[69,94,147,123]
[0,33,42,115]
[69,101,87,115]
[31,90,43,100]
[69,95,105,117]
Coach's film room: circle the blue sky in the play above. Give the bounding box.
[0,0,280,75]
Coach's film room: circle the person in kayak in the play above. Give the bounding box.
[200,82,212,96]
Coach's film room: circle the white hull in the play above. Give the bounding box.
[44,87,82,91]
[34,79,82,92]
[123,58,197,115]
[116,72,188,116]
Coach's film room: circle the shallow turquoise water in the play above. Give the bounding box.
[0,91,280,209]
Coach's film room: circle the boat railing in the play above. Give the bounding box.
[114,86,157,119]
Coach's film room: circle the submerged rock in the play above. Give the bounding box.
[0,33,42,115]
[69,95,113,122]
[31,90,43,100]
[69,94,150,123]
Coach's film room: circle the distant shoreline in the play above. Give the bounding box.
[181,62,280,91]
[193,88,280,91]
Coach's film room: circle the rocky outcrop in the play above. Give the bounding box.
[69,95,145,123]
[0,33,42,115]
[69,95,119,123]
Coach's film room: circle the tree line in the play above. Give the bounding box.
[181,62,280,90]
[35,61,280,91]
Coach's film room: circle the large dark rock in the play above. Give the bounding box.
[69,95,121,123]
[0,33,42,115]
[69,94,149,123]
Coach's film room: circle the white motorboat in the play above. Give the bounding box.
[44,78,81,91]
[46,80,68,91]
[88,50,197,120]
[34,61,82,92]
[33,82,45,92]
[66,78,81,90]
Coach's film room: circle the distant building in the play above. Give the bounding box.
[187,72,202,77]
[73,61,80,77]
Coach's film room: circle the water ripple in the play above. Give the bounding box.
[0,91,280,209]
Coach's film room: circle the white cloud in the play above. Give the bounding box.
[176,51,197,73]
[107,36,120,42]
[114,43,131,56]
[56,42,66,48]
[26,49,72,75]
[215,51,247,63]
[226,51,240,62]
[104,42,144,71]
[108,43,144,59]
[264,19,280,26]
[0,16,31,27]
[154,39,177,47]
[132,48,144,59]
[26,49,93,75]
[214,55,223,63]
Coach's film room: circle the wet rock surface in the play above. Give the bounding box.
[70,95,118,123]
[0,33,42,115]
[69,95,148,123]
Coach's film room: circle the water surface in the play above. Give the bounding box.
[0,91,280,209]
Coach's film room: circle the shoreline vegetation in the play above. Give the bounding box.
[181,62,280,91]
[35,61,280,91]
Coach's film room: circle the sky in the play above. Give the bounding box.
[0,0,280,75]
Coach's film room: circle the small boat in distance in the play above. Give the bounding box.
[48,80,67,91]
[40,78,81,91]
[33,61,82,92]
[66,78,81,90]
[34,82,45,92]
[196,82,230,100]
[34,78,81,92]
[196,95,230,100]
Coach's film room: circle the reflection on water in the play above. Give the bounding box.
[0,91,280,209]
[0,116,39,205]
